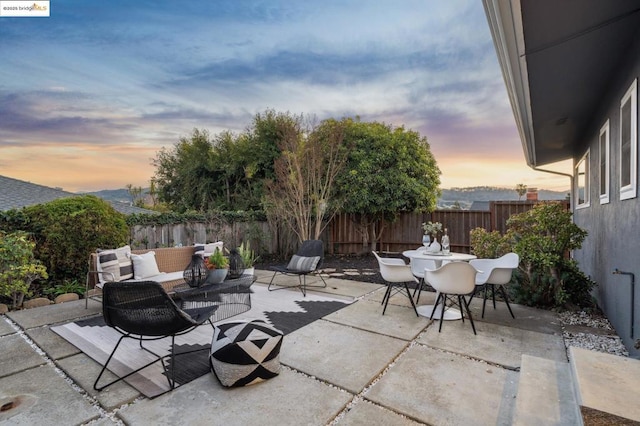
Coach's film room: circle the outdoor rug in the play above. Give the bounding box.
[51,284,351,398]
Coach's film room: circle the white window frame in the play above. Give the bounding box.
[599,119,610,204]
[620,79,637,201]
[575,150,590,209]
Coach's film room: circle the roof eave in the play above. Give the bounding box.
[483,0,537,167]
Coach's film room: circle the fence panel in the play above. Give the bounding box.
[128,200,570,256]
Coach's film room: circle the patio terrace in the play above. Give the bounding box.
[1,270,638,425]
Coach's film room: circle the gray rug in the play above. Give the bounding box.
[52,285,350,398]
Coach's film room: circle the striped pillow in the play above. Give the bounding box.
[96,245,132,283]
[287,255,321,272]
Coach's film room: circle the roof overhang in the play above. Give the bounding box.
[483,0,640,167]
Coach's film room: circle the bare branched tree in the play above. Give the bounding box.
[265,117,349,242]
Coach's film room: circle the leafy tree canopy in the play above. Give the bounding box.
[334,118,441,218]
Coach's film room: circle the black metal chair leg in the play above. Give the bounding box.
[403,282,419,317]
[438,293,446,332]
[300,275,306,297]
[95,335,168,391]
[430,292,442,320]
[457,295,465,323]
[491,284,497,309]
[482,285,488,318]
[463,296,477,335]
[382,282,392,306]
[382,283,393,315]
[499,285,516,318]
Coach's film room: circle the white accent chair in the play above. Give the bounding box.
[409,252,438,304]
[372,252,419,316]
[469,252,519,319]
[425,262,478,334]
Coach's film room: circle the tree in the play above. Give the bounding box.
[153,129,218,212]
[333,119,441,252]
[264,116,350,242]
[515,183,527,200]
[0,231,48,309]
[152,112,299,213]
[126,184,144,207]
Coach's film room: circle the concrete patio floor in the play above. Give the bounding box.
[0,271,575,425]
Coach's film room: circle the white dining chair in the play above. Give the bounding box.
[409,255,438,303]
[372,251,419,317]
[469,252,519,318]
[425,262,478,334]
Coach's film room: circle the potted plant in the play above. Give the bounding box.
[204,248,229,284]
[421,221,443,252]
[237,241,259,275]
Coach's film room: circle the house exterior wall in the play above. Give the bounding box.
[573,29,640,358]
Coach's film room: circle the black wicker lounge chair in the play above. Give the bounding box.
[94,281,217,392]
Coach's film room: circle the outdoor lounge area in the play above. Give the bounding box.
[2,268,639,425]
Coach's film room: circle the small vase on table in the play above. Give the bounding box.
[428,237,441,252]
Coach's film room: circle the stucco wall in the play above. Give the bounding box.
[573,29,640,358]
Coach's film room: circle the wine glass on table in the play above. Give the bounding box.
[422,234,430,252]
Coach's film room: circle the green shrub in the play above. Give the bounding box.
[469,228,513,258]
[507,202,592,308]
[470,202,595,309]
[0,231,48,309]
[4,195,129,286]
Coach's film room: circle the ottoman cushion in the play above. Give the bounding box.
[210,319,283,387]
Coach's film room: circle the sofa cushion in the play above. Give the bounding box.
[96,245,132,284]
[123,271,184,285]
[130,251,161,279]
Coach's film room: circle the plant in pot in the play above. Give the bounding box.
[237,241,259,276]
[204,248,229,284]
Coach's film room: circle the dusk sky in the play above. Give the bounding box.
[0,0,571,193]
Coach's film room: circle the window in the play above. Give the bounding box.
[599,120,610,204]
[575,150,590,208]
[620,79,637,200]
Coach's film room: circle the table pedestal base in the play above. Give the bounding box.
[416,304,462,320]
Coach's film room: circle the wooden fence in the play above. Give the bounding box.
[326,201,570,255]
[129,200,569,256]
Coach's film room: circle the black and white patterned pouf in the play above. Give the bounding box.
[209,319,283,387]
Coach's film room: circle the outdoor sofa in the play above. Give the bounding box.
[85,242,223,306]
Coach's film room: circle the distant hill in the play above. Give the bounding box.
[80,188,141,204]
[438,186,569,209]
[83,186,569,211]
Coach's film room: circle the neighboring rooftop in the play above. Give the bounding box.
[0,175,154,215]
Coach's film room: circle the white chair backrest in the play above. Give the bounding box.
[372,252,417,283]
[410,258,437,279]
[469,252,519,286]
[425,262,477,295]
[468,259,493,285]
[496,252,519,268]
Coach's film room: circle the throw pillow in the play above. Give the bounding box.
[115,245,133,280]
[130,251,161,279]
[96,249,121,283]
[287,255,321,272]
[95,245,132,284]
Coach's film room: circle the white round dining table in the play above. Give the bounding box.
[402,249,477,320]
